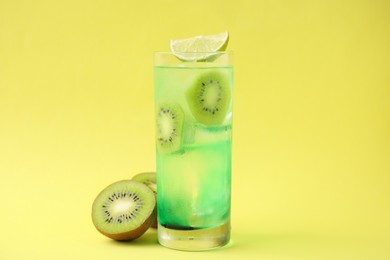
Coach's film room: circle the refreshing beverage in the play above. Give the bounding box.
[154,32,233,251]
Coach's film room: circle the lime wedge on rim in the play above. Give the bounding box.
[170,32,229,61]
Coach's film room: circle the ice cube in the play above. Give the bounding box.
[193,124,231,145]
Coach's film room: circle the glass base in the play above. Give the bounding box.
[158,221,230,251]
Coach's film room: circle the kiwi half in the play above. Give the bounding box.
[156,103,184,154]
[91,180,156,241]
[131,172,157,228]
[186,70,231,125]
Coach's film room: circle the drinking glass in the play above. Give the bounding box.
[154,52,233,251]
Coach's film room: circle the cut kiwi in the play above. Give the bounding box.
[131,172,156,194]
[131,172,157,228]
[186,70,231,125]
[156,103,184,154]
[91,180,156,241]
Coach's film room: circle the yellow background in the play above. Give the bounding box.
[1,0,389,259]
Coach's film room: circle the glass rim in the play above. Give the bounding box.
[154,51,233,66]
[154,51,233,55]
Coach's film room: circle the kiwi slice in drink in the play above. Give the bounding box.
[132,172,157,228]
[186,70,231,125]
[156,103,184,154]
[91,180,156,240]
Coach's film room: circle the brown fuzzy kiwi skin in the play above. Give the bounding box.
[151,218,158,229]
[95,206,157,241]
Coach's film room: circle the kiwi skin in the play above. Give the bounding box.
[131,172,158,229]
[91,180,157,241]
[151,217,158,229]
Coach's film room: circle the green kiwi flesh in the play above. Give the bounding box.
[131,172,157,228]
[186,70,231,125]
[156,103,184,154]
[91,180,156,240]
[131,172,157,193]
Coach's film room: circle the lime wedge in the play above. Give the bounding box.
[170,32,229,61]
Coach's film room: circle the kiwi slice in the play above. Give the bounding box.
[186,70,231,125]
[156,103,184,154]
[91,180,156,241]
[131,172,156,194]
[131,172,157,228]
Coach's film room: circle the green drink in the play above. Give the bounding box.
[154,51,233,251]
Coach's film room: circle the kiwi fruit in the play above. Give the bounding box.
[186,70,231,125]
[131,172,158,229]
[91,180,156,241]
[156,103,184,154]
[131,172,156,194]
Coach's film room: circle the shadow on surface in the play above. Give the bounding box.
[213,231,390,259]
[108,229,158,246]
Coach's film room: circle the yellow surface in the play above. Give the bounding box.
[1,0,389,259]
